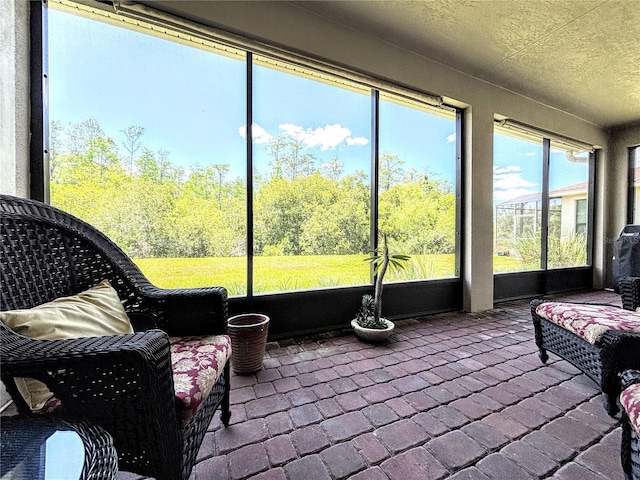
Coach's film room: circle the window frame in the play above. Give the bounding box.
[575,198,587,235]
[33,0,465,337]
[493,120,596,300]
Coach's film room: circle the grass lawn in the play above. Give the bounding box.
[134,254,524,295]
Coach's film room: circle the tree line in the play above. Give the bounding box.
[50,119,456,259]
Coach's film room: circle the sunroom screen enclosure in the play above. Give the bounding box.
[493,121,595,300]
[42,0,463,336]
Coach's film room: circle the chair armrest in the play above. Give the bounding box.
[1,328,185,462]
[129,285,228,336]
[1,329,169,376]
[620,277,640,311]
[1,329,183,439]
[1,329,174,409]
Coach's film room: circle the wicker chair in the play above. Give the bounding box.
[0,194,231,480]
[620,369,640,480]
[531,292,640,417]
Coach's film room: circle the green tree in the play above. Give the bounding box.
[379,176,456,255]
[321,154,344,180]
[266,134,316,180]
[121,125,145,173]
[67,118,104,154]
[212,163,230,207]
[379,151,405,192]
[136,148,161,182]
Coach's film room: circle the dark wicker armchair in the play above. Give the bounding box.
[0,194,231,480]
[620,369,640,480]
[531,288,640,417]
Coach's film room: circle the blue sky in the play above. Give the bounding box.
[48,7,457,184]
[50,6,585,202]
[493,133,589,204]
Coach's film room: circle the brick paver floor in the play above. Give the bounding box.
[102,291,633,478]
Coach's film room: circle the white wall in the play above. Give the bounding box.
[0,0,30,411]
[0,0,30,198]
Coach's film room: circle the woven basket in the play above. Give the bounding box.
[228,314,270,374]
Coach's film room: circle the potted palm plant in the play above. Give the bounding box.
[351,235,410,342]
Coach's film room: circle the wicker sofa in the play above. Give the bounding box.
[531,283,640,416]
[620,369,640,479]
[0,194,231,480]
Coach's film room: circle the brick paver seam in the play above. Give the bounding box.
[537,424,621,479]
[220,367,611,479]
[213,294,620,479]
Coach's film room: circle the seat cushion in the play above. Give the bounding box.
[535,302,640,344]
[170,334,232,426]
[0,280,134,410]
[621,383,640,435]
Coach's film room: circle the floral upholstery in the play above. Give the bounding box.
[621,383,640,435]
[535,302,640,344]
[36,334,232,426]
[170,335,232,427]
[42,396,63,413]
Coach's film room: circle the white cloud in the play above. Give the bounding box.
[493,187,538,202]
[238,123,273,144]
[494,165,521,175]
[346,136,369,146]
[494,173,536,191]
[279,123,368,151]
[446,132,456,143]
[493,165,538,202]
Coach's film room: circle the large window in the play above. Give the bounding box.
[46,1,460,296]
[547,143,589,268]
[493,123,592,273]
[252,57,372,293]
[378,94,458,279]
[493,133,543,272]
[48,2,248,293]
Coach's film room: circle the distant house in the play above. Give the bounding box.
[494,182,588,251]
[495,164,640,253]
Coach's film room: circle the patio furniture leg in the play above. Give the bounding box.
[221,362,232,427]
[538,347,549,364]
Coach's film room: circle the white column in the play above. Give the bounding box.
[463,105,495,312]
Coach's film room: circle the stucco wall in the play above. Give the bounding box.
[0,0,31,412]
[0,0,30,198]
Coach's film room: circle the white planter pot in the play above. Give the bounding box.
[351,318,395,342]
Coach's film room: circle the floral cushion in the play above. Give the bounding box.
[535,302,640,344]
[170,334,231,426]
[33,334,231,425]
[621,383,640,435]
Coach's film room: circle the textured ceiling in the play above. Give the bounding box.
[290,0,640,129]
